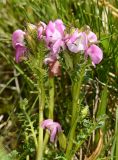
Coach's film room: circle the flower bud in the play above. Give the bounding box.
[27,23,37,36]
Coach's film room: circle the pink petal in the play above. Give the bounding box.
[55,19,64,26]
[67,42,79,53]
[68,30,79,43]
[87,31,97,43]
[64,34,71,42]
[57,124,62,132]
[53,122,62,132]
[41,119,53,128]
[46,21,55,36]
[49,60,61,77]
[15,44,27,63]
[67,32,87,53]
[50,127,57,142]
[52,39,65,54]
[38,22,46,39]
[46,29,62,43]
[41,119,62,142]
[38,26,43,39]
[12,29,25,48]
[50,122,62,142]
[86,44,103,65]
[45,20,65,44]
[55,19,65,36]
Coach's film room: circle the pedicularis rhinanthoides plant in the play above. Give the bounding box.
[12,19,104,160]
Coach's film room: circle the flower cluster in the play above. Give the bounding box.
[11,20,104,146]
[12,19,103,72]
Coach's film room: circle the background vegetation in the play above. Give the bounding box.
[0,0,118,159]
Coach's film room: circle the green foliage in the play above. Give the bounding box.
[0,143,18,160]
[0,0,118,160]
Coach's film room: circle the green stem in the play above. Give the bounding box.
[48,77,54,119]
[37,81,45,160]
[43,77,54,149]
[65,63,86,159]
[71,82,80,126]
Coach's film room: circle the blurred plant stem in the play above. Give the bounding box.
[37,79,45,160]
[65,62,87,160]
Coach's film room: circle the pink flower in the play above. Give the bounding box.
[37,21,46,39]
[48,60,61,77]
[44,54,61,77]
[66,28,103,65]
[44,19,66,74]
[41,119,62,142]
[86,44,103,66]
[87,31,97,44]
[12,29,27,63]
[66,29,87,53]
[45,19,65,56]
[12,29,25,48]
[84,31,103,65]
[66,29,98,54]
[15,45,27,63]
[45,19,65,44]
